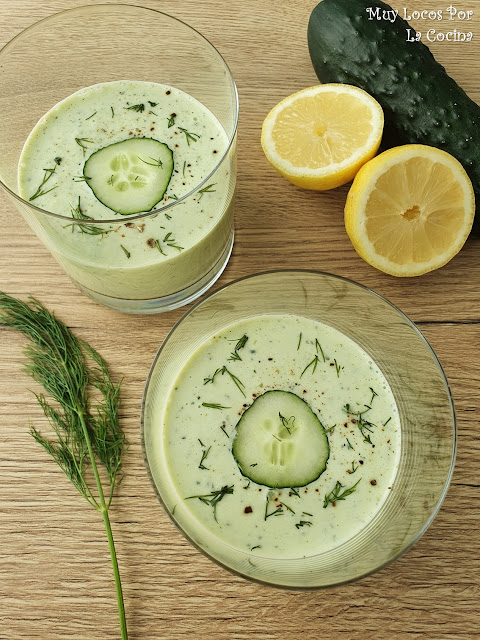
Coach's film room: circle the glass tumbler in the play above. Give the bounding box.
[142,271,456,588]
[0,5,238,313]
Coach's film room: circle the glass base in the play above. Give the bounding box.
[72,231,234,314]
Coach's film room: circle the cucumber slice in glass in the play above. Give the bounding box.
[84,137,174,215]
[232,390,330,488]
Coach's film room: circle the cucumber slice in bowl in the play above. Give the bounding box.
[232,390,330,488]
[84,138,174,215]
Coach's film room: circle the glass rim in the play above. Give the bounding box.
[0,2,239,225]
[140,269,457,589]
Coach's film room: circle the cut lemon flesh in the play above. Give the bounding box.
[345,145,475,276]
[261,84,384,190]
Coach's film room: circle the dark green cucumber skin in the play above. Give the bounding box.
[308,0,480,227]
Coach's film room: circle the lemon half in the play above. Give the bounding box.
[261,84,384,190]
[345,145,475,277]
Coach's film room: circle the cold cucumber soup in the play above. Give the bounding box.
[157,314,400,559]
[18,80,234,301]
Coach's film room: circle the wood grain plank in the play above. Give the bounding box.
[1,1,479,639]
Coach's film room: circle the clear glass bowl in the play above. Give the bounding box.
[141,271,456,588]
[0,4,237,313]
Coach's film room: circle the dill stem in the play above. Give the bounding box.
[77,410,128,640]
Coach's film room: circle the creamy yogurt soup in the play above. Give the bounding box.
[18,81,234,302]
[160,314,400,558]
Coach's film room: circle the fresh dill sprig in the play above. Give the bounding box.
[185,485,233,522]
[167,193,179,201]
[64,197,112,237]
[323,479,361,508]
[167,114,176,128]
[202,402,230,410]
[125,103,145,113]
[29,164,58,202]
[369,387,378,404]
[197,183,216,201]
[75,137,94,156]
[73,175,91,183]
[290,488,300,498]
[178,127,201,146]
[0,293,128,639]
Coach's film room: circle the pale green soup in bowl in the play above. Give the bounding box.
[141,271,455,588]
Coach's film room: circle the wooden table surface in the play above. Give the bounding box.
[1,1,479,638]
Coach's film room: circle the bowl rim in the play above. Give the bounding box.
[0,2,239,225]
[140,269,457,589]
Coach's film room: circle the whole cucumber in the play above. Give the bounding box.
[308,0,480,222]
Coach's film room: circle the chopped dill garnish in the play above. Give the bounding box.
[198,445,211,470]
[264,497,284,520]
[187,485,233,519]
[220,424,229,438]
[186,485,234,522]
[139,156,163,168]
[323,479,361,508]
[227,334,248,361]
[178,127,201,146]
[182,161,186,178]
[54,157,62,165]
[202,402,230,410]
[334,359,343,377]
[315,339,326,362]
[297,333,302,351]
[167,114,176,128]
[85,111,97,120]
[346,438,354,450]
[300,354,320,378]
[167,193,179,200]
[383,416,392,426]
[279,501,295,514]
[204,365,245,397]
[111,106,115,118]
[75,137,94,156]
[120,245,131,259]
[148,101,157,107]
[369,387,378,404]
[64,197,112,237]
[125,103,145,113]
[290,488,300,498]
[347,461,358,474]
[295,520,312,529]
[29,164,58,202]
[197,183,216,201]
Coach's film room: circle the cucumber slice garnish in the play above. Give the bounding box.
[83,138,174,215]
[232,390,329,488]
